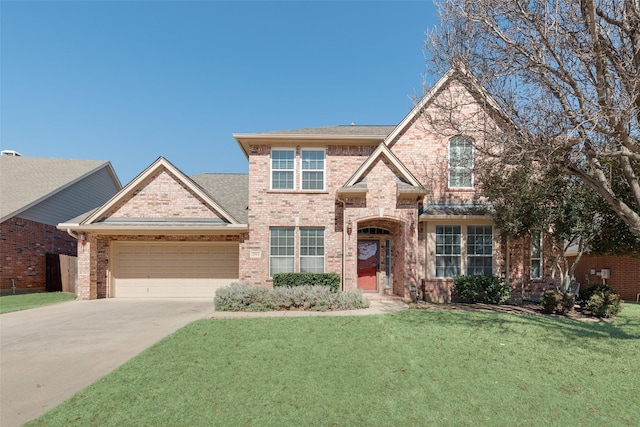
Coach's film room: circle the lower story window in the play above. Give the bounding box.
[300,228,324,273]
[467,225,493,276]
[531,230,542,279]
[435,225,461,278]
[270,228,294,276]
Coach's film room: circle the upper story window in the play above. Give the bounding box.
[271,148,325,191]
[271,149,295,190]
[449,137,474,188]
[301,149,325,190]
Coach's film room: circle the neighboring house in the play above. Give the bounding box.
[63,68,558,301]
[0,154,121,294]
[567,252,640,302]
[59,157,248,299]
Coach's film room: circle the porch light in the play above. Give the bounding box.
[347,220,353,237]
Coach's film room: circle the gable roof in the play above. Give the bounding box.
[77,157,246,230]
[338,143,426,199]
[0,156,120,222]
[384,65,511,147]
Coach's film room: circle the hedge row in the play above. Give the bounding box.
[272,273,340,292]
[214,283,370,312]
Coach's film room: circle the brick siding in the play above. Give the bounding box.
[569,255,640,302]
[1,217,76,293]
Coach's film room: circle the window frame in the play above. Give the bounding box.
[270,148,296,191]
[269,227,295,276]
[300,149,326,191]
[435,225,462,278]
[466,225,493,276]
[299,227,325,273]
[530,230,543,279]
[448,137,474,189]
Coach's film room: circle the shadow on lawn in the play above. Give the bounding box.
[396,304,640,342]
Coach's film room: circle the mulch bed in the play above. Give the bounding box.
[408,301,613,322]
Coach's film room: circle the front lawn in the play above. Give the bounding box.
[0,292,75,314]
[28,304,639,426]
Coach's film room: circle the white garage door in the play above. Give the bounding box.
[111,242,239,298]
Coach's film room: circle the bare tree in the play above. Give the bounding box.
[426,0,640,236]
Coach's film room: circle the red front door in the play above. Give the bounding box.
[357,240,379,291]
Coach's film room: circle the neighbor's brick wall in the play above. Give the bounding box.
[76,234,241,300]
[569,255,640,301]
[1,217,77,293]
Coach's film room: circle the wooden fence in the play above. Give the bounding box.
[46,253,77,294]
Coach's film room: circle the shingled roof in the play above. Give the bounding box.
[246,125,396,137]
[190,173,249,224]
[0,156,118,221]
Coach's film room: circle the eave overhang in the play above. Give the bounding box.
[233,133,388,159]
[58,222,248,235]
[336,186,368,198]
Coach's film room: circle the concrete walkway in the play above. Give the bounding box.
[0,298,406,426]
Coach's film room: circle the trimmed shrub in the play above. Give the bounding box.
[214,283,370,312]
[453,275,511,304]
[541,290,575,315]
[272,273,340,292]
[214,282,273,311]
[579,284,623,318]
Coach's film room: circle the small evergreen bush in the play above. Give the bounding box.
[272,273,340,292]
[214,283,370,312]
[453,275,511,304]
[541,290,575,315]
[579,284,623,318]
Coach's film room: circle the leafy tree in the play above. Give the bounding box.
[426,0,640,237]
[480,163,602,290]
[589,163,640,254]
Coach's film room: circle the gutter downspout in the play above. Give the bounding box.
[66,228,79,240]
[336,195,347,292]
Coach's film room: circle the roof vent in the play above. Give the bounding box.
[1,150,22,156]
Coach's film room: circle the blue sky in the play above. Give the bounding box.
[1,1,440,184]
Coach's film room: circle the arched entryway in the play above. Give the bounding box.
[356,219,404,295]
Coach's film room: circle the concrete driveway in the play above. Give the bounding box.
[0,298,216,427]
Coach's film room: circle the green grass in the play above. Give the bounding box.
[0,292,75,314]
[29,304,640,426]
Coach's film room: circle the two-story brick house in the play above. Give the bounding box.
[234,67,555,302]
[65,67,556,301]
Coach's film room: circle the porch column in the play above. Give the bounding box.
[76,234,97,300]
